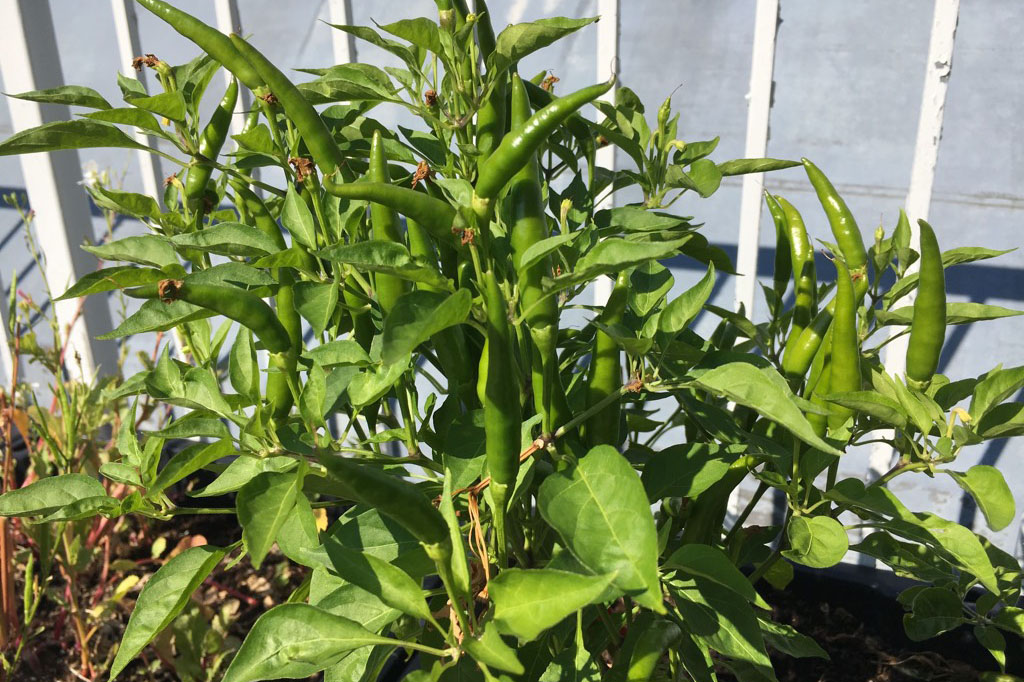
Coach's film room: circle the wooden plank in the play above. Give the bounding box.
[593,0,619,307]
[214,0,252,136]
[328,0,357,65]
[870,0,960,478]
[733,0,780,314]
[0,0,117,382]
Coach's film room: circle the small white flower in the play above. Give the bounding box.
[79,160,101,188]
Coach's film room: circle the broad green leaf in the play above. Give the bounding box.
[295,281,340,337]
[551,237,690,290]
[38,495,117,521]
[852,532,955,583]
[973,625,1007,672]
[597,206,693,233]
[298,64,399,105]
[192,456,296,498]
[126,91,186,121]
[944,465,1015,531]
[99,462,142,487]
[884,514,1000,594]
[83,235,176,267]
[221,604,393,682]
[630,261,674,317]
[886,246,1016,304]
[300,363,328,427]
[382,290,472,364]
[377,17,441,54]
[438,474,472,597]
[782,515,849,568]
[282,184,317,249]
[109,545,226,680]
[971,365,1024,421]
[667,158,722,197]
[641,443,738,501]
[276,494,321,566]
[627,619,684,682]
[87,186,161,219]
[493,17,599,72]
[758,619,828,660]
[56,266,165,300]
[320,506,431,578]
[238,470,301,569]
[0,120,145,156]
[977,402,1024,439]
[148,438,234,498]
[489,568,615,641]
[229,327,259,402]
[538,445,664,612]
[325,24,415,66]
[302,340,372,368]
[823,391,907,429]
[309,567,401,632]
[84,107,164,135]
[171,222,281,258]
[7,85,111,109]
[318,241,450,291]
[659,264,715,333]
[0,474,106,517]
[877,302,1022,326]
[348,356,409,407]
[902,587,964,641]
[518,232,580,273]
[717,158,800,176]
[462,624,525,675]
[692,363,842,456]
[665,544,765,607]
[323,535,431,620]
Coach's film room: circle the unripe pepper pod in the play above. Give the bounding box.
[905,219,946,391]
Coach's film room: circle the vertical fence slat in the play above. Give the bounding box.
[592,0,619,307]
[0,0,117,382]
[733,0,781,314]
[329,0,357,65]
[870,0,960,478]
[214,0,252,136]
[110,0,164,200]
[0,272,15,385]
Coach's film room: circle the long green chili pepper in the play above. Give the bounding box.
[473,76,615,207]
[474,0,497,58]
[782,296,833,382]
[322,178,460,241]
[805,327,833,438]
[227,34,346,176]
[764,192,792,301]
[585,271,629,449]
[126,280,290,354]
[135,0,265,91]
[508,74,567,433]
[827,258,860,431]
[230,180,285,250]
[368,131,408,314]
[774,195,817,358]
[481,269,521,561]
[802,158,868,301]
[184,79,238,213]
[522,79,596,158]
[905,219,946,391]
[316,453,451,557]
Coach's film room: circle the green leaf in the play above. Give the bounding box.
[348,356,409,407]
[323,535,432,620]
[851,532,955,583]
[192,456,296,498]
[823,391,907,429]
[294,281,340,337]
[717,158,800,176]
[238,470,301,569]
[630,261,674,317]
[977,402,1024,439]
[282,184,317,249]
[758,619,829,660]
[99,299,211,339]
[147,439,234,498]
[300,363,328,427]
[83,235,176,267]
[0,120,146,156]
[518,232,580,273]
[665,544,765,607]
[298,64,399,105]
[319,241,451,291]
[944,465,1015,531]
[782,515,849,568]
[277,494,321,566]
[382,290,472,364]
[229,327,260,402]
[87,186,161,219]
[492,17,599,72]
[171,222,281,258]
[0,474,106,517]
[659,264,715,333]
[877,302,1022,326]
[462,624,525,675]
[377,17,442,54]
[692,363,842,456]
[598,206,693,233]
[641,443,737,501]
[221,604,393,682]
[667,159,722,197]
[538,445,664,612]
[551,237,690,291]
[99,462,142,487]
[489,568,615,641]
[302,340,372,368]
[56,266,165,300]
[973,625,1007,672]
[325,24,415,66]
[902,587,964,641]
[309,567,401,631]
[84,107,164,135]
[8,85,111,109]
[109,545,226,680]
[126,91,186,122]
[971,365,1024,421]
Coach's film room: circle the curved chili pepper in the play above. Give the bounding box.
[585,270,629,448]
[473,76,615,207]
[802,158,868,301]
[805,327,833,438]
[368,131,408,314]
[135,0,265,91]
[773,195,817,359]
[184,78,238,213]
[827,258,860,431]
[322,177,460,241]
[228,34,346,176]
[905,219,946,391]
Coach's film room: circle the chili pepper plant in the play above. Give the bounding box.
[0,1,1022,680]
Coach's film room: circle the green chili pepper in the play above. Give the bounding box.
[764,192,792,301]
[805,327,833,438]
[135,0,265,91]
[522,79,596,158]
[127,280,291,354]
[827,258,859,431]
[802,158,868,301]
[316,453,450,557]
[184,78,237,213]
[322,178,460,241]
[773,195,817,360]
[473,76,615,207]
[368,131,408,314]
[782,302,833,382]
[227,34,346,176]
[905,219,946,391]
[585,271,629,449]
[481,268,521,562]
[230,180,286,250]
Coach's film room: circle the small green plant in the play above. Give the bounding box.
[0,1,1021,681]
